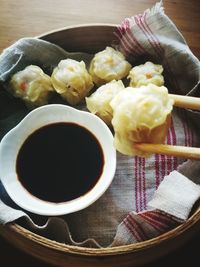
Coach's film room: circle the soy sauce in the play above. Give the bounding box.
[16,122,104,203]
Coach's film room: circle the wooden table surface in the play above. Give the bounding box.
[0,0,199,266]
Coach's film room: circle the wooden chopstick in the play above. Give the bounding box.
[170,94,200,110]
[132,94,200,159]
[134,143,200,159]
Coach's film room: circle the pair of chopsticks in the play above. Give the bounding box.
[134,94,200,159]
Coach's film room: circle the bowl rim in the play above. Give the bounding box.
[0,104,116,216]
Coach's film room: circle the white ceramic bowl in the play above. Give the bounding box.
[0,104,116,215]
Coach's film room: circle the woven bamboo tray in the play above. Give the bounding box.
[0,24,200,267]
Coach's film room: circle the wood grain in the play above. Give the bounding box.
[0,0,199,267]
[0,0,199,58]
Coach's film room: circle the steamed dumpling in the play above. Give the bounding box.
[51,59,94,105]
[86,80,125,125]
[9,65,54,107]
[89,47,131,86]
[110,84,174,157]
[128,61,164,87]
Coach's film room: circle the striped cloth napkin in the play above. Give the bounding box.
[0,1,200,247]
[108,1,200,247]
[111,170,200,246]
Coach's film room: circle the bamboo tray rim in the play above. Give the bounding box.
[4,205,199,257]
[1,23,200,259]
[37,23,118,39]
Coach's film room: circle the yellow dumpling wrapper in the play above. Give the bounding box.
[89,47,131,86]
[86,80,125,125]
[128,61,164,87]
[9,65,54,107]
[110,84,174,157]
[51,59,94,105]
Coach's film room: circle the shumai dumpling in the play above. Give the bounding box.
[86,80,125,125]
[89,46,131,86]
[128,61,164,87]
[9,65,54,107]
[110,84,174,157]
[51,59,93,105]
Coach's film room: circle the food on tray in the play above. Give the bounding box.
[89,46,131,86]
[86,80,125,125]
[51,58,94,105]
[128,61,164,87]
[110,84,174,157]
[9,65,54,107]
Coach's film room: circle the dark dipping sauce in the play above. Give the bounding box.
[16,122,104,203]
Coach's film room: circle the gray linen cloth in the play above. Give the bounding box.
[0,2,200,247]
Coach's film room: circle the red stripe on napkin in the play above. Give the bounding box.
[112,210,180,246]
[134,156,139,212]
[135,157,146,212]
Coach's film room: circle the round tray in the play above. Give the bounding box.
[0,24,200,267]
